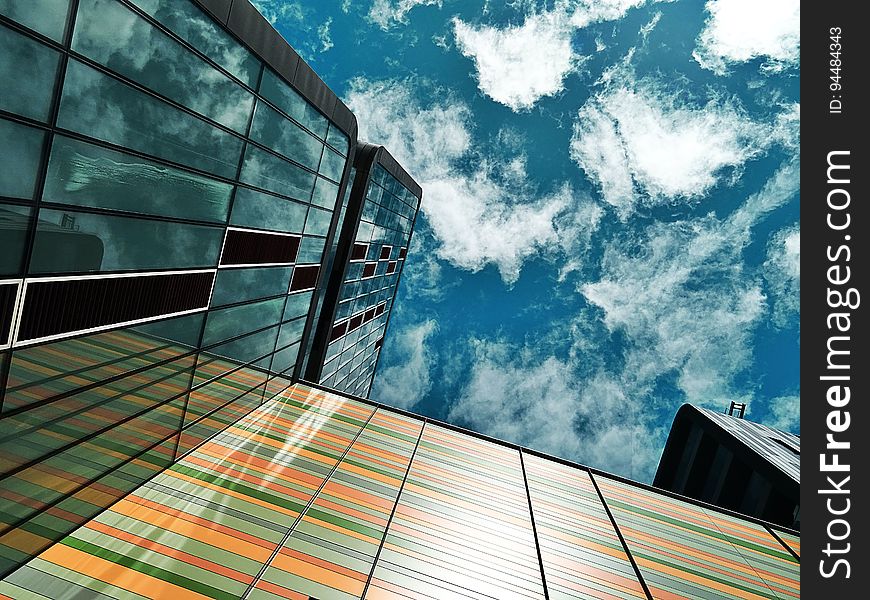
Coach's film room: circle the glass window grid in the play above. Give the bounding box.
[0,0,355,576]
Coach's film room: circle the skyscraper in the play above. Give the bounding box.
[306,143,422,398]
[654,404,800,529]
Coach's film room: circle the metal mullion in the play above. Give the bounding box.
[764,524,800,562]
[519,450,551,599]
[587,469,654,600]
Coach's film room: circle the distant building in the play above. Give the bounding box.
[654,403,800,529]
[306,144,422,397]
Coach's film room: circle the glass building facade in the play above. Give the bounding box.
[0,0,360,577]
[0,382,800,600]
[310,144,422,398]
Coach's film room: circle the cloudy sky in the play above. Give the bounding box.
[253,0,800,482]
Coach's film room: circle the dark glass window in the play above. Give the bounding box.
[0,119,45,201]
[210,266,293,307]
[220,230,300,266]
[128,0,261,88]
[379,245,392,260]
[229,187,308,234]
[362,263,376,278]
[289,265,319,292]
[399,246,407,259]
[16,271,214,343]
[72,0,254,133]
[0,25,60,121]
[364,307,377,322]
[350,243,368,261]
[348,313,363,332]
[43,136,233,223]
[330,321,348,342]
[239,145,315,202]
[0,0,71,42]
[57,59,243,178]
[387,261,397,274]
[0,282,18,346]
[30,209,223,273]
[249,101,323,171]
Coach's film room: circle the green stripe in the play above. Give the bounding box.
[169,464,307,514]
[61,537,238,600]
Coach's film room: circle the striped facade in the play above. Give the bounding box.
[0,383,800,599]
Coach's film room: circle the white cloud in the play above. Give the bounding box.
[317,18,333,52]
[346,78,591,284]
[763,225,800,327]
[694,0,800,75]
[370,320,437,410]
[452,12,577,112]
[570,77,773,218]
[765,394,800,433]
[581,160,799,407]
[447,340,664,480]
[451,0,660,111]
[368,0,442,30]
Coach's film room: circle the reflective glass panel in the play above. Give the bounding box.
[129,0,261,87]
[44,136,233,223]
[73,0,254,133]
[57,59,243,178]
[0,25,60,121]
[0,119,44,200]
[282,290,312,321]
[0,203,31,276]
[0,0,70,42]
[202,297,285,346]
[249,100,323,171]
[29,208,223,273]
[317,147,345,183]
[239,145,315,201]
[311,177,339,210]
[258,68,328,139]
[210,266,293,307]
[229,186,308,234]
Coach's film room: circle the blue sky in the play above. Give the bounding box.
[253,0,800,482]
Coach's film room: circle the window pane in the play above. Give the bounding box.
[210,266,293,307]
[229,186,308,234]
[296,236,326,264]
[283,291,312,321]
[239,145,315,201]
[0,119,44,200]
[43,136,233,223]
[276,316,305,349]
[258,68,328,139]
[311,177,339,210]
[0,203,31,276]
[303,207,331,236]
[325,124,349,157]
[202,297,285,346]
[249,100,323,171]
[201,324,279,367]
[73,0,254,133]
[30,208,223,273]
[318,147,346,183]
[0,0,70,42]
[0,25,60,121]
[129,0,260,88]
[57,59,243,178]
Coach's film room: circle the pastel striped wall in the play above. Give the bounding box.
[0,384,800,600]
[595,475,799,599]
[523,453,647,599]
